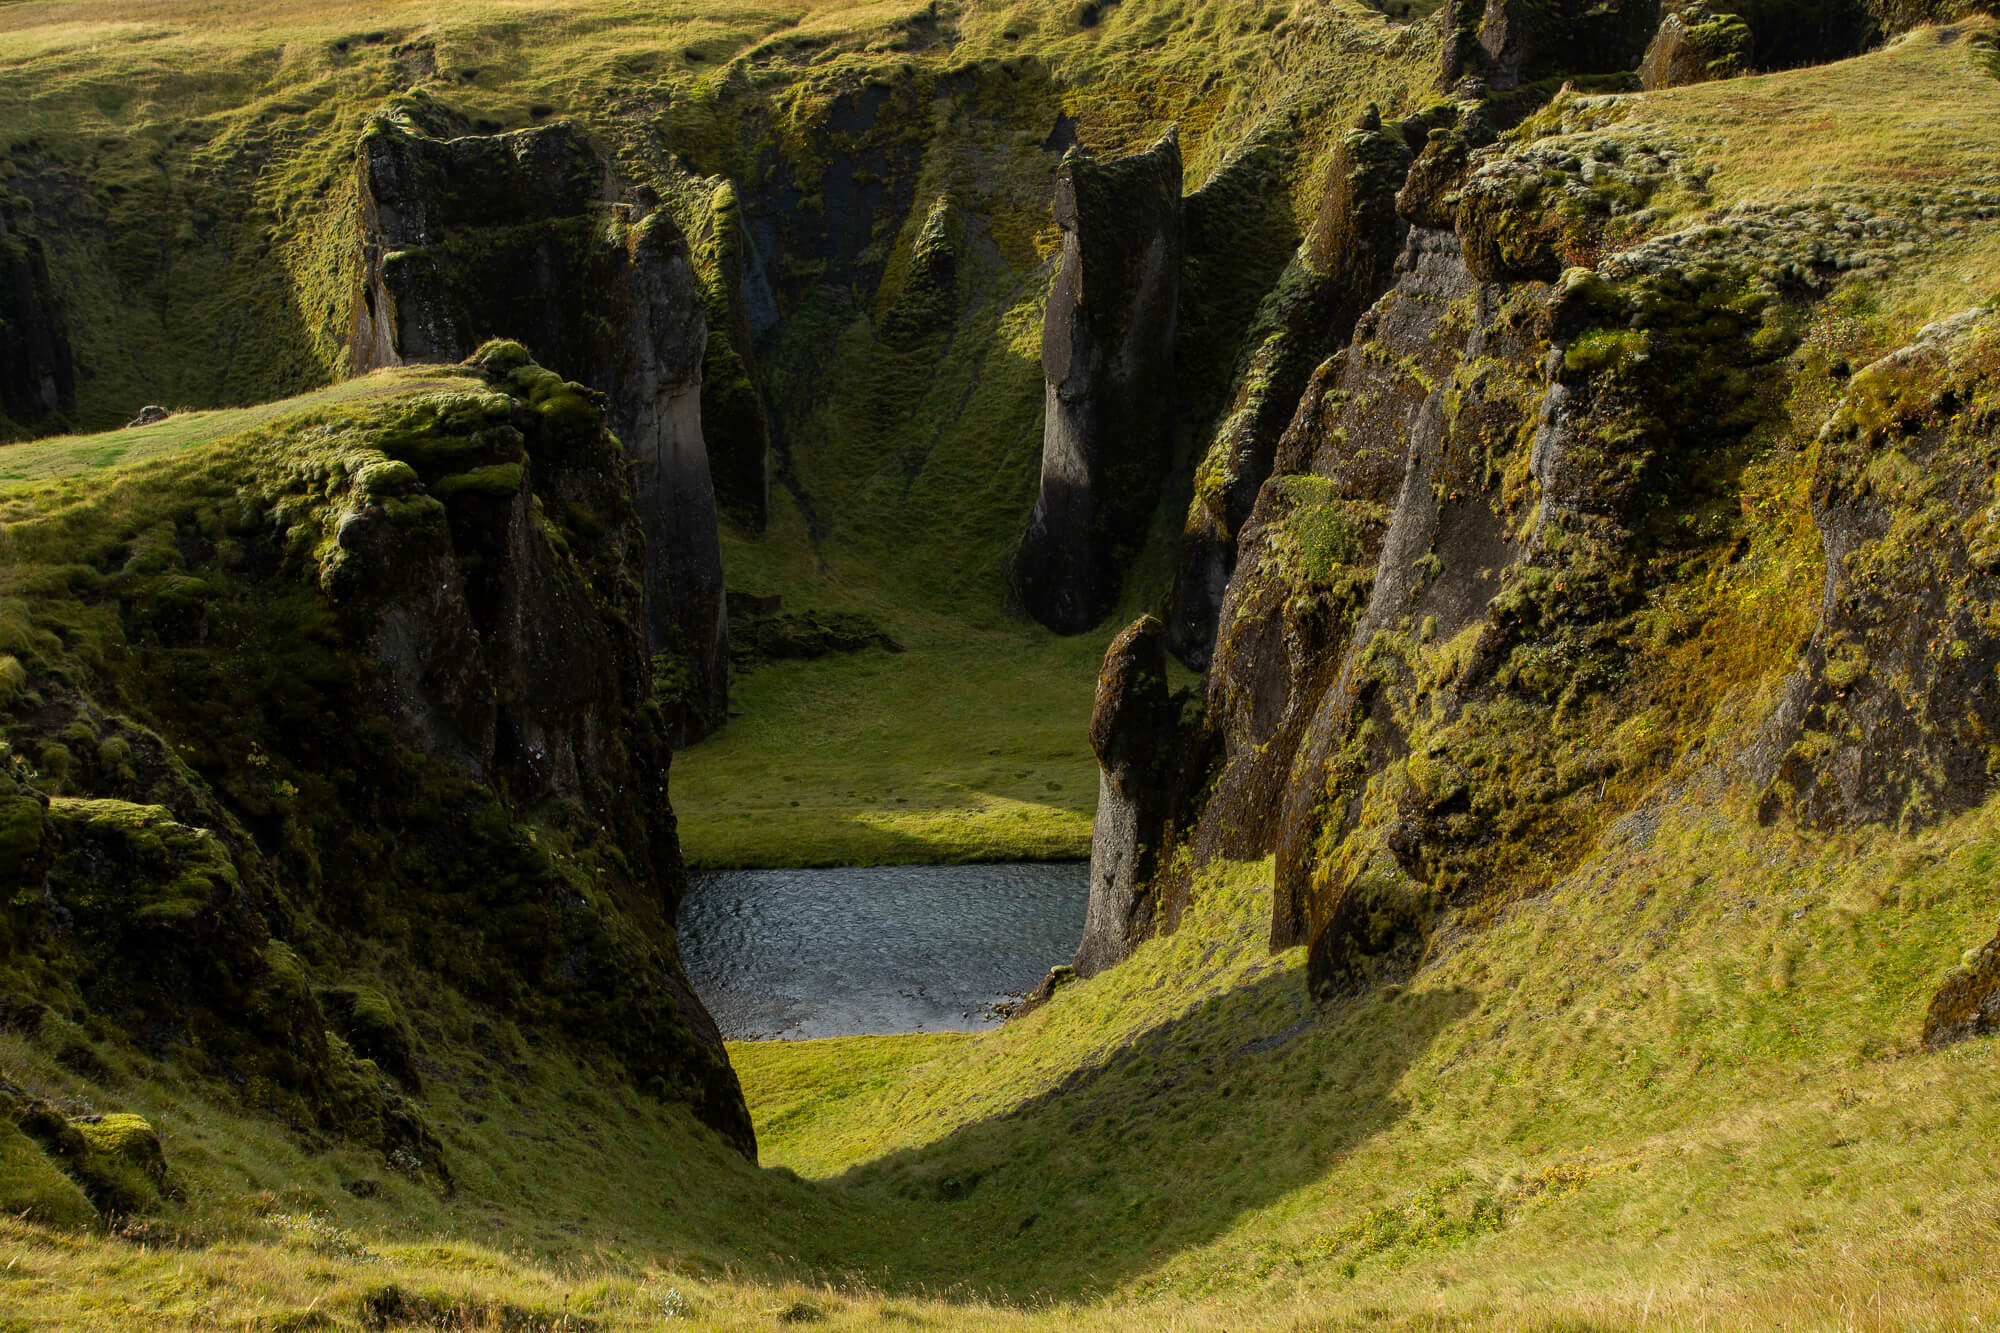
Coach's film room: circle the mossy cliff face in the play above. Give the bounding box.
[1754,309,2000,832]
[1639,3,1757,88]
[1439,0,1663,92]
[0,204,74,441]
[0,348,754,1172]
[1075,615,1181,977]
[1085,37,2000,1011]
[353,114,728,745]
[1015,131,1183,634]
[1167,106,1443,669]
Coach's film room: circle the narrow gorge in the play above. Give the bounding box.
[3,0,2000,1326]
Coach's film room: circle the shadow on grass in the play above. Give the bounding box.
[812,969,1478,1302]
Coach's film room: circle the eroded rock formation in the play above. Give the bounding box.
[1438,0,1662,92]
[1076,617,1180,977]
[1084,78,2000,1001]
[1016,130,1183,634]
[0,346,754,1160]
[1755,308,2000,831]
[1639,3,1755,87]
[0,204,75,438]
[351,114,728,742]
[1167,107,1442,669]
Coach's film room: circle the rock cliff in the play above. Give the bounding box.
[0,347,755,1181]
[0,204,74,440]
[1075,616,1183,977]
[351,114,728,744]
[1015,131,1183,635]
[1077,39,2000,1007]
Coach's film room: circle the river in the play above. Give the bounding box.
[678,862,1089,1039]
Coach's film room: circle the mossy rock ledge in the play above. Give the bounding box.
[0,344,754,1165]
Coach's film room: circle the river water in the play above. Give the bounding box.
[678,862,1089,1039]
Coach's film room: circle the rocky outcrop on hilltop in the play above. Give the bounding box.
[1639,3,1756,87]
[0,346,755,1166]
[1438,0,1663,92]
[351,114,729,743]
[1015,131,1183,635]
[0,204,75,439]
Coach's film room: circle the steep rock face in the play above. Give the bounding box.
[1639,3,1755,88]
[1755,309,2000,832]
[1075,617,1181,977]
[0,206,75,439]
[1016,130,1183,635]
[1166,109,1429,669]
[351,115,727,743]
[1091,89,1917,990]
[0,348,755,1160]
[1439,0,1662,92]
[1636,0,1987,89]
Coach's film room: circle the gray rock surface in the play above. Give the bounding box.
[1016,130,1183,635]
[1076,616,1181,977]
[351,115,727,742]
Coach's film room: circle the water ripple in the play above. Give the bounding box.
[678,862,1089,1039]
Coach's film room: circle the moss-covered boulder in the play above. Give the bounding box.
[4,1080,171,1220]
[1925,924,2000,1048]
[1639,3,1756,88]
[0,1118,96,1228]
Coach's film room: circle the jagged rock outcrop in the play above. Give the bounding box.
[1438,0,1662,92]
[1639,3,1755,88]
[1016,130,1183,635]
[685,183,772,531]
[1075,617,1180,976]
[1167,107,1438,669]
[1925,924,2000,1048]
[350,115,727,743]
[1756,308,2000,831]
[1635,0,1984,87]
[1101,83,1924,996]
[0,346,755,1160]
[0,204,75,438]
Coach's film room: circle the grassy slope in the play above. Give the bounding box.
[0,368,461,484]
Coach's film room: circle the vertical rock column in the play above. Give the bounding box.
[1015,129,1183,635]
[1075,615,1180,977]
[615,215,727,735]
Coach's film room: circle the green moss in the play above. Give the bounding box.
[355,460,419,495]
[0,1122,96,1229]
[68,1114,169,1216]
[430,463,525,500]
